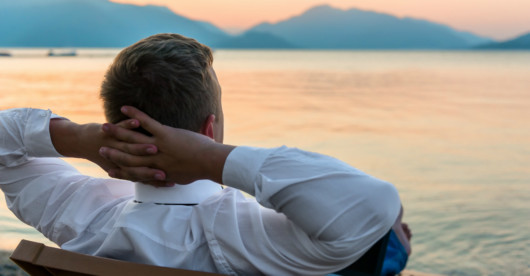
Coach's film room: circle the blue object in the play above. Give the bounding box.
[381,230,409,276]
[331,230,391,276]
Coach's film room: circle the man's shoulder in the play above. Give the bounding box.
[203,187,255,205]
[196,187,261,216]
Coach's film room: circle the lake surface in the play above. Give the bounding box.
[1,50,529,275]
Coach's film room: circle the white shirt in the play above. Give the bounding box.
[0,108,400,275]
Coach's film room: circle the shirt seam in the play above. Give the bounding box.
[203,200,236,275]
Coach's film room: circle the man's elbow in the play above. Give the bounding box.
[366,180,401,234]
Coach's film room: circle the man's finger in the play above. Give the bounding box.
[99,147,153,167]
[120,106,164,136]
[106,141,158,156]
[102,123,152,144]
[114,118,140,129]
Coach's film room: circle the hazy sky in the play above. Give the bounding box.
[111,0,530,40]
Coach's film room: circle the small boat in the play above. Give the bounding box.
[48,49,77,57]
[0,51,11,57]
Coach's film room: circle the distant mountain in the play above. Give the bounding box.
[475,32,530,49]
[0,1,498,49]
[249,5,493,49]
[0,0,229,47]
[216,31,296,49]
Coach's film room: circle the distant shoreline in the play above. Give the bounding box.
[0,48,529,60]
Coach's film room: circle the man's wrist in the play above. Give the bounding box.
[204,143,236,184]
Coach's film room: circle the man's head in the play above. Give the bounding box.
[100,33,223,142]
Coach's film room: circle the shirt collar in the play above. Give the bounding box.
[134,180,223,205]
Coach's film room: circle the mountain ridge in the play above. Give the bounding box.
[475,32,530,49]
[248,4,493,49]
[0,0,230,47]
[0,1,498,49]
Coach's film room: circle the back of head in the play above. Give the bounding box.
[100,33,216,132]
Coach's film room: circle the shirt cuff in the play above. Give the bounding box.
[222,146,273,196]
[25,109,64,158]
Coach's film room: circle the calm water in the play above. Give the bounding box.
[0,50,529,275]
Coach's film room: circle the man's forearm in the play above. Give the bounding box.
[49,118,80,157]
[50,119,99,158]
[50,118,118,171]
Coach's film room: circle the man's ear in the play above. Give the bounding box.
[200,114,216,140]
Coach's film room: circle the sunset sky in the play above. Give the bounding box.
[110,0,530,41]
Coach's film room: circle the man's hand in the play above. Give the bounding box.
[49,117,151,172]
[99,106,235,185]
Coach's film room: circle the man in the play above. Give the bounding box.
[0,33,402,275]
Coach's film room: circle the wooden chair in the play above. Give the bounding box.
[10,231,390,276]
[10,240,217,276]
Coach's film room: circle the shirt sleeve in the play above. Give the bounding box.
[0,108,134,248]
[216,146,401,275]
[0,108,63,167]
